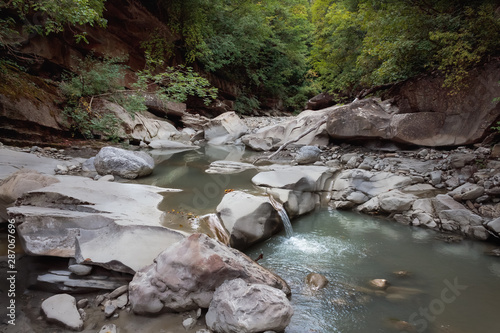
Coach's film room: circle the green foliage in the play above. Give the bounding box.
[135,64,218,106]
[310,0,500,98]
[158,0,316,112]
[0,0,107,46]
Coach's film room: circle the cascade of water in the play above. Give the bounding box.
[268,194,293,238]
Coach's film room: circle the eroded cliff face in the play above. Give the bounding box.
[0,0,239,145]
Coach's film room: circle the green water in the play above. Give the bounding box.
[135,148,500,333]
[246,210,500,333]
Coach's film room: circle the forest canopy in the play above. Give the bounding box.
[1,0,500,110]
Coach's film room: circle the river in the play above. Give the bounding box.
[135,147,500,333]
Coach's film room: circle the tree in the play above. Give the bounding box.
[310,0,500,99]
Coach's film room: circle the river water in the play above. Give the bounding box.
[133,147,500,333]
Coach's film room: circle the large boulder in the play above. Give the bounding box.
[252,165,335,217]
[8,176,185,273]
[388,60,500,146]
[295,145,321,164]
[216,191,282,249]
[326,98,393,140]
[203,111,248,145]
[206,278,293,333]
[94,146,154,179]
[242,109,330,151]
[41,294,83,331]
[128,233,290,314]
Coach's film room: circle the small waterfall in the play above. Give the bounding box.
[268,194,293,238]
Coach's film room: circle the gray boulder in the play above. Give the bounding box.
[206,278,293,333]
[41,294,83,331]
[216,191,282,249]
[242,109,330,151]
[129,233,290,314]
[94,146,154,179]
[204,111,248,145]
[295,145,321,164]
[378,190,417,213]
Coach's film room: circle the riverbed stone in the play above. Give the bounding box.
[203,111,248,145]
[449,183,485,201]
[267,188,319,218]
[216,191,282,249]
[129,234,290,314]
[378,190,417,213]
[8,176,185,273]
[295,145,321,164]
[0,169,59,221]
[206,278,293,333]
[305,273,329,291]
[252,165,334,192]
[94,146,154,179]
[41,294,83,331]
[242,109,330,151]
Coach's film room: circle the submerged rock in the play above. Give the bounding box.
[206,278,293,333]
[305,273,329,291]
[94,146,154,179]
[129,233,290,314]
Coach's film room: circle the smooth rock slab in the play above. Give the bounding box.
[252,165,334,192]
[204,111,248,145]
[94,146,154,179]
[206,278,293,333]
[129,233,290,314]
[41,294,83,331]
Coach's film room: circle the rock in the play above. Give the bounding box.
[449,183,485,201]
[306,92,336,110]
[77,299,88,309]
[0,169,59,220]
[148,139,198,150]
[369,279,390,290]
[216,191,282,250]
[332,169,412,201]
[55,164,69,175]
[104,302,117,317]
[36,270,130,293]
[197,214,231,245]
[389,60,500,146]
[98,324,118,333]
[97,174,115,182]
[439,209,483,234]
[449,153,476,169]
[295,146,321,164]
[305,273,329,291]
[183,317,197,330]
[8,176,185,273]
[203,111,248,145]
[108,285,128,299]
[102,99,179,142]
[327,98,393,140]
[81,157,96,172]
[242,109,330,151]
[129,234,290,314]
[486,217,500,235]
[94,146,154,179]
[206,278,293,333]
[429,170,443,185]
[205,160,256,174]
[378,190,417,213]
[492,144,500,158]
[267,188,319,218]
[41,294,83,331]
[252,165,334,192]
[68,261,92,276]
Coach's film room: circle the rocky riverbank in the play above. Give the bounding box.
[1,102,500,332]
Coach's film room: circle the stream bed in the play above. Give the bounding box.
[136,147,500,333]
